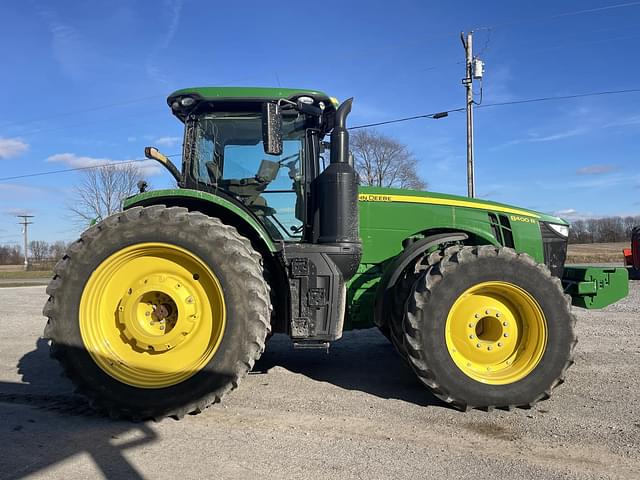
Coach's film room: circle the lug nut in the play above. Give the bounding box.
[485,310,490,315]
[469,334,474,339]
[476,343,481,348]
[496,312,500,318]
[468,323,474,328]
[475,313,480,319]
[503,321,508,327]
[487,346,492,351]
[498,342,503,347]
[504,333,509,337]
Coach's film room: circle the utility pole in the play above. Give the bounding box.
[17,215,34,271]
[461,31,484,198]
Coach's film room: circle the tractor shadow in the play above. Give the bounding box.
[254,329,450,409]
[0,338,156,480]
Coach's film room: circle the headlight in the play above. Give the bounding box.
[548,223,569,237]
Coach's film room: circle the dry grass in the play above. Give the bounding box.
[567,242,627,264]
[0,265,23,272]
[0,270,52,279]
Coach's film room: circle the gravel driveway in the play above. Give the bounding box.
[0,284,638,479]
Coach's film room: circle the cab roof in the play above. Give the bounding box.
[167,86,337,121]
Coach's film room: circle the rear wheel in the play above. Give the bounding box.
[43,206,271,420]
[404,245,576,410]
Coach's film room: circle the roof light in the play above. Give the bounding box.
[297,96,314,104]
[180,97,196,107]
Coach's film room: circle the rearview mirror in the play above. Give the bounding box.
[262,102,283,156]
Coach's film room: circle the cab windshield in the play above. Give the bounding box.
[189,111,312,240]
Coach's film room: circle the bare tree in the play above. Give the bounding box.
[49,241,68,262]
[69,163,143,226]
[350,129,427,190]
[0,244,23,265]
[29,240,49,263]
[568,215,640,243]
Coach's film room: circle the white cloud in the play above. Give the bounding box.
[483,65,516,103]
[155,136,181,147]
[3,206,35,216]
[0,184,45,195]
[0,137,29,159]
[46,153,162,176]
[576,164,617,175]
[494,111,640,151]
[145,0,184,85]
[492,128,587,150]
[554,208,577,216]
[552,208,595,221]
[47,152,110,168]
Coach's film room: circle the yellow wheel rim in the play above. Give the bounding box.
[79,242,226,389]
[445,281,547,385]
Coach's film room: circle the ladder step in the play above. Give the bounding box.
[293,341,330,351]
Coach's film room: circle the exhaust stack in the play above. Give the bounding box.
[315,98,361,279]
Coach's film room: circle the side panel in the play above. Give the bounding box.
[347,186,547,330]
[358,187,544,265]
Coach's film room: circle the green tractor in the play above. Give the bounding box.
[43,87,629,419]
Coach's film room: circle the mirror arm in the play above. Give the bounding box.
[144,147,183,184]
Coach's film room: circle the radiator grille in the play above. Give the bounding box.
[540,222,568,278]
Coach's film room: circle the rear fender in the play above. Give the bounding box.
[123,189,277,254]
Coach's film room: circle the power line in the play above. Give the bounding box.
[0,154,180,183]
[476,88,640,109]
[0,76,260,131]
[474,1,640,31]
[349,109,465,130]
[2,87,640,183]
[0,95,163,130]
[350,88,640,130]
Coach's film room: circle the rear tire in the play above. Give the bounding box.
[404,245,576,410]
[43,206,271,420]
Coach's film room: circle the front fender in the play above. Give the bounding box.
[372,232,468,329]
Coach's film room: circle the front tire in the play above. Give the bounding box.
[43,206,271,420]
[404,245,576,410]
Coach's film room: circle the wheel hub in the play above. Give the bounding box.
[445,281,547,384]
[117,274,198,352]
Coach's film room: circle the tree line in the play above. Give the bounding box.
[0,240,68,265]
[568,216,640,244]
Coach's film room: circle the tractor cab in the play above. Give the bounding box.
[164,88,340,243]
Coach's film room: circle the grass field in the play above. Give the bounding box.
[566,242,627,264]
[0,270,52,279]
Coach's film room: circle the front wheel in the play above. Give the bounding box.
[43,206,271,420]
[403,245,576,410]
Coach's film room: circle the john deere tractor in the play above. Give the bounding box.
[43,87,629,419]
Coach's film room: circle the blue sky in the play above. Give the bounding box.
[1,0,639,245]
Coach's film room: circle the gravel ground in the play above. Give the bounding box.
[0,284,638,480]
